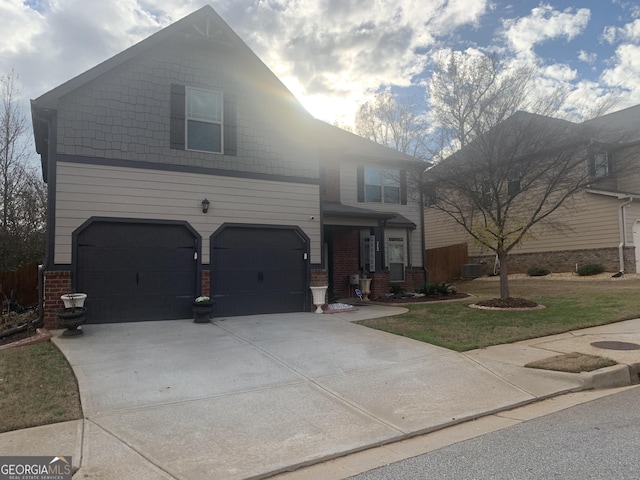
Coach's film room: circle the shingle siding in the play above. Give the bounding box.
[55,39,318,180]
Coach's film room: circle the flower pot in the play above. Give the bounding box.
[359,278,372,301]
[57,307,87,336]
[61,293,87,308]
[309,286,328,313]
[192,301,214,323]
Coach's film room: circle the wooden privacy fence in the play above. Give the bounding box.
[0,262,39,307]
[425,243,469,284]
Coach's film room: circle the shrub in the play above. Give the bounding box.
[418,282,451,296]
[390,284,405,295]
[576,263,604,276]
[527,266,551,277]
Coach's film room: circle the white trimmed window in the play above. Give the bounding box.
[388,237,405,281]
[186,88,223,153]
[365,167,400,204]
[591,151,611,178]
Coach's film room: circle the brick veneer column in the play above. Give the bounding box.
[201,269,210,297]
[310,269,328,286]
[331,228,360,298]
[43,271,71,329]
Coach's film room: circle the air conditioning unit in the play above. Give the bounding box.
[461,264,483,279]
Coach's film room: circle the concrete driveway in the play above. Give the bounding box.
[50,306,591,479]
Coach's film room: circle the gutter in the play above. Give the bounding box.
[618,197,633,274]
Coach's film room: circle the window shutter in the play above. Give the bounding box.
[400,169,407,205]
[357,166,364,202]
[170,84,185,150]
[224,93,237,156]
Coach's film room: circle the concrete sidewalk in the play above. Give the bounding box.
[1,306,639,479]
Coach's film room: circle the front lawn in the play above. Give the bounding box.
[0,343,82,432]
[357,275,640,351]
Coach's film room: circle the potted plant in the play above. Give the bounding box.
[57,292,87,336]
[61,292,87,308]
[192,296,214,323]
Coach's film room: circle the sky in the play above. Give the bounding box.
[2,0,640,133]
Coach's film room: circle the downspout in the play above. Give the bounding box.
[618,197,633,274]
[34,109,54,326]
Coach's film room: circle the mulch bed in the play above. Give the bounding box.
[0,311,41,347]
[474,297,540,308]
[369,293,471,303]
[0,329,36,347]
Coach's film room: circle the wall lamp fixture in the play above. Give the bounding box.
[201,198,210,213]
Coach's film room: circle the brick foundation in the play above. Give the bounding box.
[366,269,427,300]
[326,225,427,300]
[43,270,71,329]
[469,247,636,275]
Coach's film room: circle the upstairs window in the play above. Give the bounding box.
[171,84,237,155]
[186,88,223,153]
[590,151,611,178]
[364,167,400,203]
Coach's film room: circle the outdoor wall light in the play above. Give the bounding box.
[201,198,210,213]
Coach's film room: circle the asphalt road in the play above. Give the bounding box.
[348,387,640,480]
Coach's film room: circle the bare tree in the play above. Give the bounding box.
[355,90,430,159]
[0,70,46,271]
[423,50,628,301]
[426,50,568,156]
[425,110,633,300]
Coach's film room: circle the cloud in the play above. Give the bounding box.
[216,0,488,122]
[578,50,597,63]
[3,0,634,134]
[602,43,640,98]
[0,1,45,56]
[501,5,590,55]
[602,18,640,44]
[542,64,577,82]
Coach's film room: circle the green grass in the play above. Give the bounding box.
[0,343,83,432]
[357,287,640,352]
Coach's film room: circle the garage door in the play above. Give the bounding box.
[211,226,308,316]
[76,221,198,323]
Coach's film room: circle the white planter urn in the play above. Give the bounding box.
[309,286,328,314]
[359,278,372,301]
[61,293,87,308]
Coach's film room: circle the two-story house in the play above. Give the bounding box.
[425,105,640,278]
[31,5,426,327]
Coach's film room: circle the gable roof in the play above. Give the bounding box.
[583,104,640,144]
[32,5,304,112]
[31,5,425,178]
[426,110,580,175]
[313,119,427,167]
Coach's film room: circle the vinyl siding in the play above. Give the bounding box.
[425,191,626,256]
[54,162,320,264]
[616,145,640,193]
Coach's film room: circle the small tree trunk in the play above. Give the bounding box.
[498,252,510,300]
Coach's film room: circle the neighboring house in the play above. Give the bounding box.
[31,6,426,327]
[424,105,640,277]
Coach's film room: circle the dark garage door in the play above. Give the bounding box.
[211,226,308,317]
[76,221,197,323]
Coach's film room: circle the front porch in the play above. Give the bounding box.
[322,202,426,301]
